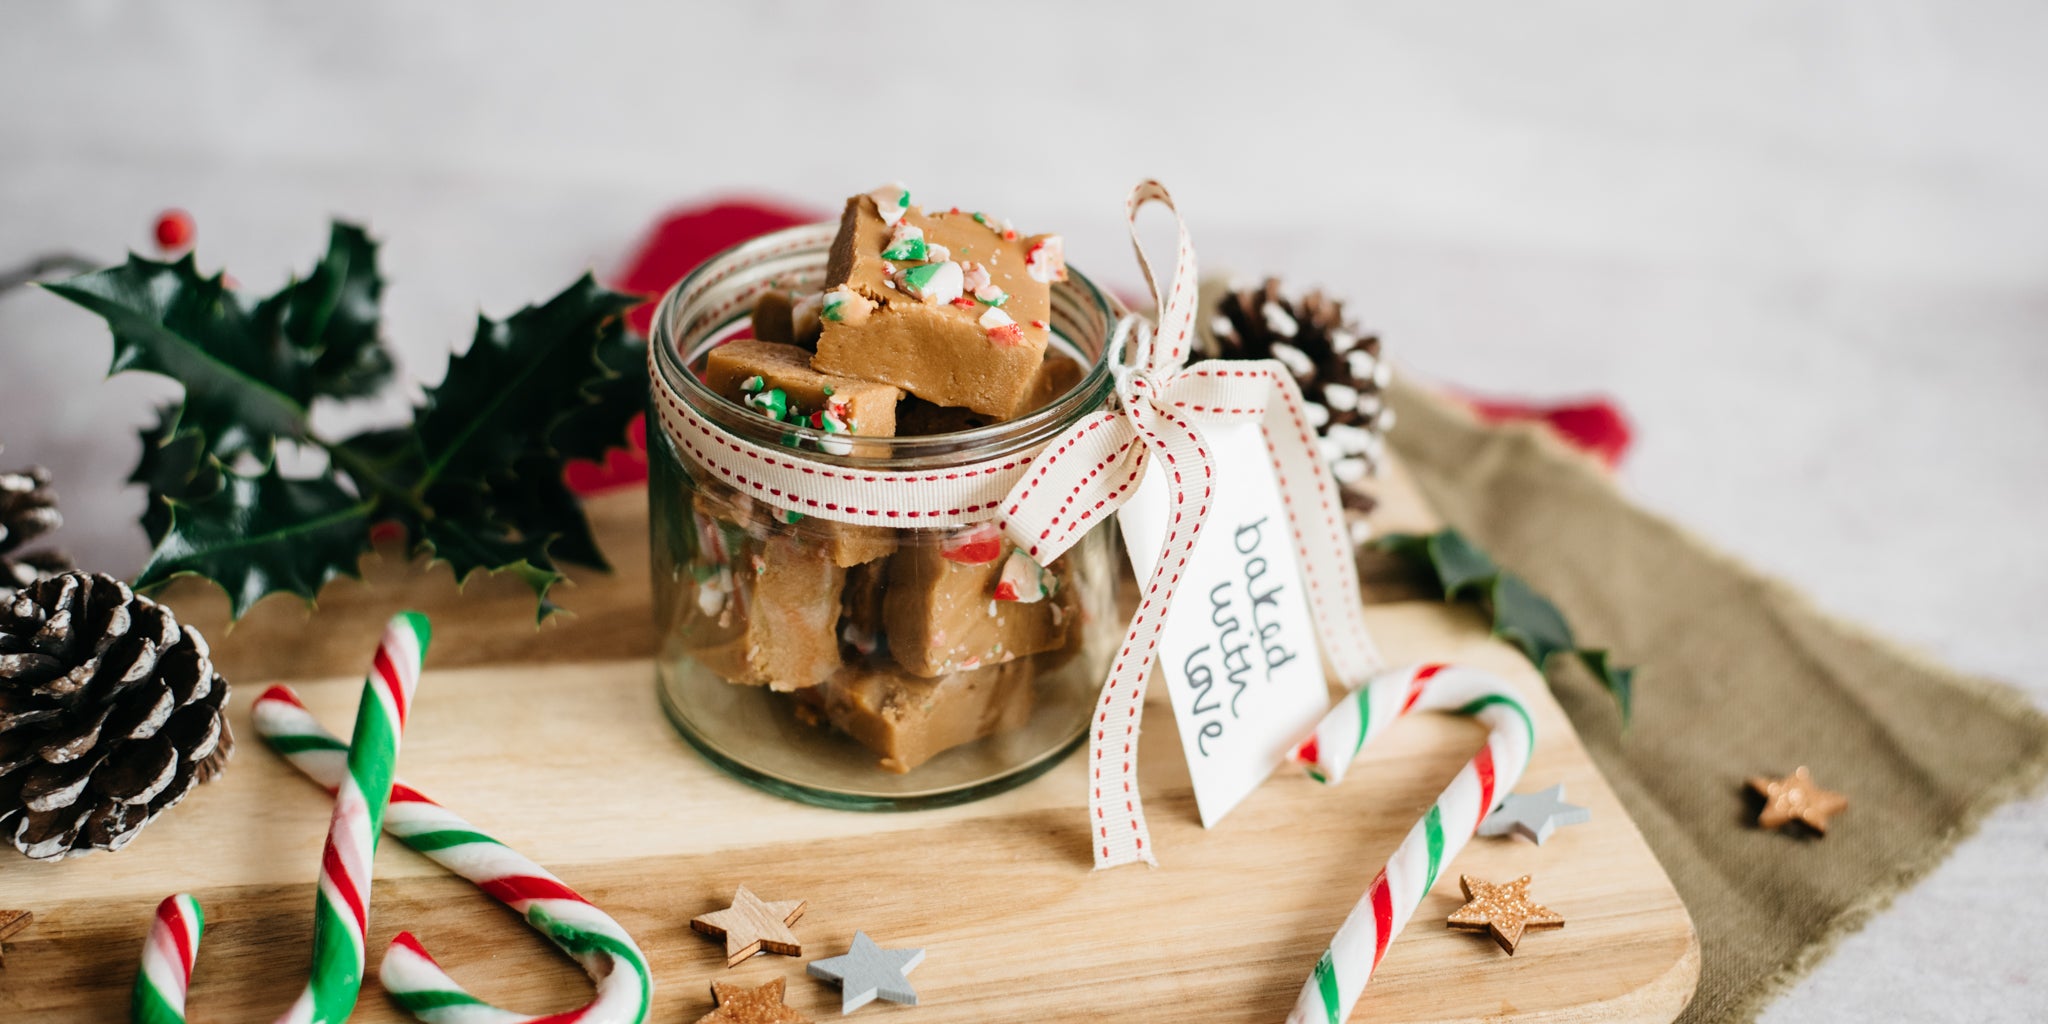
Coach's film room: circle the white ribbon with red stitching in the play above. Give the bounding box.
[649,180,1384,869]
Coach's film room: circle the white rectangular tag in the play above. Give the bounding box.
[1117,421,1333,828]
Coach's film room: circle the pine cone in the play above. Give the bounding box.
[0,572,233,860]
[1207,278,1394,538]
[0,462,71,601]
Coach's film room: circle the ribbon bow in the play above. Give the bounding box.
[999,181,1384,868]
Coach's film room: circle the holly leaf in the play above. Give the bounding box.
[1577,649,1635,724]
[548,323,648,464]
[137,464,373,617]
[130,404,223,545]
[1377,528,1633,725]
[44,255,312,462]
[415,274,640,484]
[1488,572,1576,669]
[265,221,393,400]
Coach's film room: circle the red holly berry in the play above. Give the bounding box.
[153,209,195,252]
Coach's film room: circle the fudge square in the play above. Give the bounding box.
[881,526,1074,677]
[807,659,1037,773]
[812,185,1067,420]
[704,339,900,440]
[703,339,898,566]
[678,490,846,691]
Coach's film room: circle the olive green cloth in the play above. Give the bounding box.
[1385,381,2048,1023]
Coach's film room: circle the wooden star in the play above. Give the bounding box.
[691,886,807,967]
[0,910,31,968]
[1747,766,1848,834]
[1446,874,1564,954]
[694,978,811,1024]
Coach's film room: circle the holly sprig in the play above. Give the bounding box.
[1378,529,1634,724]
[43,222,646,620]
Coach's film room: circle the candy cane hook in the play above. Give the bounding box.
[1285,663,1536,1024]
[252,686,653,1024]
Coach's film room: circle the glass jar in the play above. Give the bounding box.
[647,224,1124,809]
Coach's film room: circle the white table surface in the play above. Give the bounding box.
[2,3,2044,1019]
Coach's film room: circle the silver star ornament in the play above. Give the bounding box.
[808,931,925,1014]
[1478,783,1591,845]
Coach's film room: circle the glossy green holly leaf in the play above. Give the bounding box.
[44,255,312,461]
[137,465,373,617]
[1577,649,1635,725]
[265,221,393,399]
[415,274,639,485]
[129,404,223,545]
[1377,527,1633,725]
[548,322,648,465]
[1488,572,1577,669]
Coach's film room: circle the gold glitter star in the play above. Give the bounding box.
[694,978,811,1024]
[1446,874,1564,954]
[1747,766,1848,835]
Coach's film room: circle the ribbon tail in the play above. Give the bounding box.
[1089,389,1216,869]
[1254,366,1384,686]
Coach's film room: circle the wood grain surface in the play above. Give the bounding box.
[0,458,1697,1022]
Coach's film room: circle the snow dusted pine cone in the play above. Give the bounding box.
[0,572,233,860]
[0,461,71,602]
[1205,277,1394,542]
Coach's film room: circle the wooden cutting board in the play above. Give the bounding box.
[0,456,1696,1022]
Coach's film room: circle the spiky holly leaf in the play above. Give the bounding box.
[333,275,639,619]
[138,464,373,617]
[415,274,640,484]
[130,404,222,545]
[265,222,393,399]
[43,255,312,462]
[548,323,648,465]
[1378,528,1635,726]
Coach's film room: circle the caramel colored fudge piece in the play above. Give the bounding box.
[749,290,823,348]
[816,660,1037,772]
[1022,352,1086,411]
[704,339,901,439]
[812,188,1064,419]
[750,290,797,345]
[703,340,899,565]
[882,526,1073,677]
[680,491,846,691]
[895,397,993,436]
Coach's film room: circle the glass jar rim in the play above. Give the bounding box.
[649,223,1126,470]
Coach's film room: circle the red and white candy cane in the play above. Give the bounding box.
[131,894,202,1024]
[1285,663,1536,1024]
[126,611,430,1024]
[253,686,653,1024]
[646,182,1383,868]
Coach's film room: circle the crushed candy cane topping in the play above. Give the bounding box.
[898,260,964,304]
[821,285,855,322]
[868,182,911,226]
[992,549,1050,603]
[980,306,1025,346]
[881,222,928,261]
[1025,236,1067,283]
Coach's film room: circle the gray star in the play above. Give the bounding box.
[808,931,925,1014]
[1478,784,1591,845]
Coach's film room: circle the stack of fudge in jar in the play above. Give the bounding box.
[678,184,1088,773]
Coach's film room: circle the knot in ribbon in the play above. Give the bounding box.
[998,180,1384,868]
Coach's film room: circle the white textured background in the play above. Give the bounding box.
[2,3,2045,1019]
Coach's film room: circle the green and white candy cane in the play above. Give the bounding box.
[253,685,653,1024]
[126,611,430,1024]
[1285,663,1536,1024]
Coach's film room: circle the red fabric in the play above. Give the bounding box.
[562,199,1633,495]
[1459,395,1634,470]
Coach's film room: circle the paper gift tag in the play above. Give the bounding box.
[1118,420,1333,827]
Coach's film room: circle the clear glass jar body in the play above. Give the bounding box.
[647,225,1123,809]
